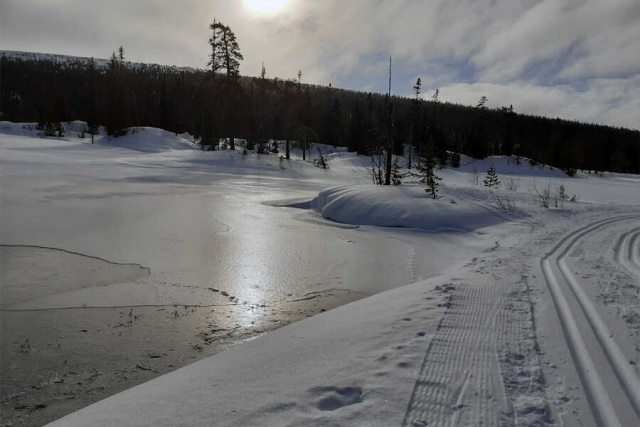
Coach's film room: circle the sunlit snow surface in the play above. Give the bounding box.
[2,122,640,427]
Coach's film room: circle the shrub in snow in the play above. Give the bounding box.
[505,179,519,191]
[314,148,328,169]
[530,181,552,208]
[468,167,480,186]
[490,192,517,212]
[553,184,569,208]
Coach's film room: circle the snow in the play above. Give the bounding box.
[2,122,640,426]
[312,184,509,231]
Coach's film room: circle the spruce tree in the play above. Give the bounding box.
[417,143,442,199]
[483,164,500,188]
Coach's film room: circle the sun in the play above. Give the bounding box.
[242,0,291,15]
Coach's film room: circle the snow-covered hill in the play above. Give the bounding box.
[0,50,196,72]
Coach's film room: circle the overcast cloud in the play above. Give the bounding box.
[2,0,639,129]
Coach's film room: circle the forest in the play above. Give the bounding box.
[1,22,638,176]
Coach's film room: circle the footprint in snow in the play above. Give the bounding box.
[309,386,363,411]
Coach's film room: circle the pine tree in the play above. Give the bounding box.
[417,143,442,199]
[207,20,243,79]
[105,47,129,137]
[413,78,422,100]
[483,164,500,188]
[85,57,99,144]
[207,20,244,150]
[477,95,488,110]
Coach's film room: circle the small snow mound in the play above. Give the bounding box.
[97,127,197,153]
[312,185,507,232]
[0,121,40,136]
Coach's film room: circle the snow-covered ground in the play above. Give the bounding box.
[1,122,639,426]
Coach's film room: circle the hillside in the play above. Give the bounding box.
[1,50,639,175]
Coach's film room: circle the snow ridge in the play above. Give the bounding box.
[0,50,196,72]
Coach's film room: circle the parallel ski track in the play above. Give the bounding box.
[615,227,640,277]
[541,214,640,427]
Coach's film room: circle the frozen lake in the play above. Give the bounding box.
[0,132,491,425]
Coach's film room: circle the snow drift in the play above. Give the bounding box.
[312,185,508,232]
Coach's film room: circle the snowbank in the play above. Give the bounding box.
[312,184,508,232]
[95,127,197,153]
[0,122,197,152]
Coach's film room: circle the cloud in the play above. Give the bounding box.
[2,0,639,129]
[436,75,640,129]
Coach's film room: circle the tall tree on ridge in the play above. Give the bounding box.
[207,20,244,150]
[208,20,243,79]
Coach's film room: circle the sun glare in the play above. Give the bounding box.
[243,0,291,15]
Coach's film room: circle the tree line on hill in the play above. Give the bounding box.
[1,21,638,175]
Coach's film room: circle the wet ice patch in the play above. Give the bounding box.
[0,245,149,308]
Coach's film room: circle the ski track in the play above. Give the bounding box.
[401,268,549,427]
[402,213,640,427]
[614,227,640,278]
[401,277,502,427]
[541,214,640,427]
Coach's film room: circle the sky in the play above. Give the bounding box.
[2,0,639,130]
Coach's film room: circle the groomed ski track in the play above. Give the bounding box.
[615,227,640,277]
[542,215,640,426]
